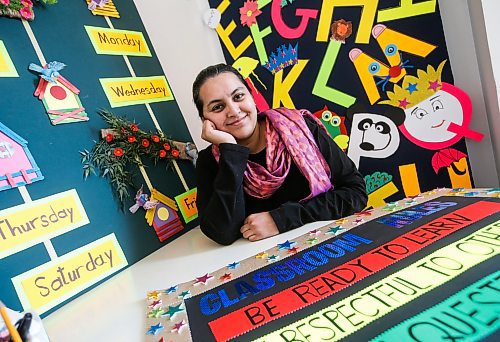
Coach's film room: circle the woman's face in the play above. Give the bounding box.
[199,72,258,143]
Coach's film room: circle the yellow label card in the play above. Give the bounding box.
[84,26,151,56]
[100,76,174,108]
[12,234,127,314]
[255,222,499,341]
[0,40,18,77]
[0,189,89,259]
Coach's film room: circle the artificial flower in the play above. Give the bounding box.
[239,0,261,27]
[127,136,136,143]
[163,143,171,151]
[151,135,160,143]
[105,133,113,143]
[21,0,33,7]
[20,6,33,20]
[113,148,124,157]
[141,139,150,148]
[171,149,180,158]
[159,150,166,158]
[130,123,139,132]
[0,0,11,7]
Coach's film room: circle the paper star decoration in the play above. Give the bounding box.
[288,246,299,254]
[194,273,214,285]
[164,303,184,320]
[309,229,321,236]
[277,240,297,250]
[306,238,318,244]
[147,291,161,300]
[148,299,162,309]
[398,98,410,109]
[227,262,240,269]
[405,199,418,205]
[255,252,268,259]
[353,218,365,225]
[326,226,345,235]
[428,79,441,91]
[220,273,232,281]
[171,320,187,334]
[406,82,418,94]
[146,323,164,335]
[178,290,191,299]
[335,218,348,225]
[165,285,178,294]
[267,254,279,263]
[147,308,166,318]
[355,210,372,217]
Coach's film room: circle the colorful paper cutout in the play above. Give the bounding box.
[350,24,435,104]
[0,122,44,192]
[330,19,352,43]
[32,63,89,125]
[346,104,405,168]
[271,0,318,39]
[239,0,261,27]
[382,61,484,150]
[312,40,356,108]
[272,59,308,108]
[145,189,183,242]
[215,0,253,60]
[85,0,120,18]
[85,26,151,57]
[99,76,174,108]
[0,41,18,77]
[377,0,437,22]
[12,233,127,314]
[263,43,298,74]
[232,57,269,112]
[399,163,421,197]
[174,188,198,223]
[317,0,378,44]
[313,106,349,151]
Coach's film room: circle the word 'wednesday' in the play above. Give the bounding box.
[97,32,143,51]
[0,205,74,240]
[377,201,457,228]
[110,82,167,97]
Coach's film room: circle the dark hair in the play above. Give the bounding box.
[192,63,251,118]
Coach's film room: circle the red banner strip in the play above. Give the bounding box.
[208,201,500,341]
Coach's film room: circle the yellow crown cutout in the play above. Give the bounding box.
[380,60,447,109]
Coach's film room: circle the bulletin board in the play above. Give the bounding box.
[0,0,197,317]
[207,0,485,208]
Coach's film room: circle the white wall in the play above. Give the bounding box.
[133,0,225,150]
[135,0,499,186]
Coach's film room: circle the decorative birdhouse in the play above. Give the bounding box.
[145,189,184,242]
[0,122,44,191]
[31,61,89,125]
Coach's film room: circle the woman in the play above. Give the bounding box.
[193,64,367,245]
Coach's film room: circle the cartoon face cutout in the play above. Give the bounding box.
[403,89,463,144]
[346,106,404,168]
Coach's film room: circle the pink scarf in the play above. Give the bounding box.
[212,107,332,201]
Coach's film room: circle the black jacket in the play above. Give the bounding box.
[196,115,368,245]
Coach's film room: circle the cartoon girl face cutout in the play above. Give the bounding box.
[402,88,463,145]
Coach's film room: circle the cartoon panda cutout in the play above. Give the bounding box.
[346,103,405,168]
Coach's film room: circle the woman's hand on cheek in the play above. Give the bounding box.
[240,212,279,242]
[201,119,237,145]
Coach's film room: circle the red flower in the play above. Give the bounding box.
[113,148,124,157]
[163,143,171,151]
[159,150,167,158]
[151,135,160,143]
[141,139,150,148]
[239,0,261,27]
[105,134,113,143]
[127,136,136,143]
[171,149,180,158]
[130,123,139,132]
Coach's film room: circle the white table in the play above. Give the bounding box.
[42,221,330,342]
